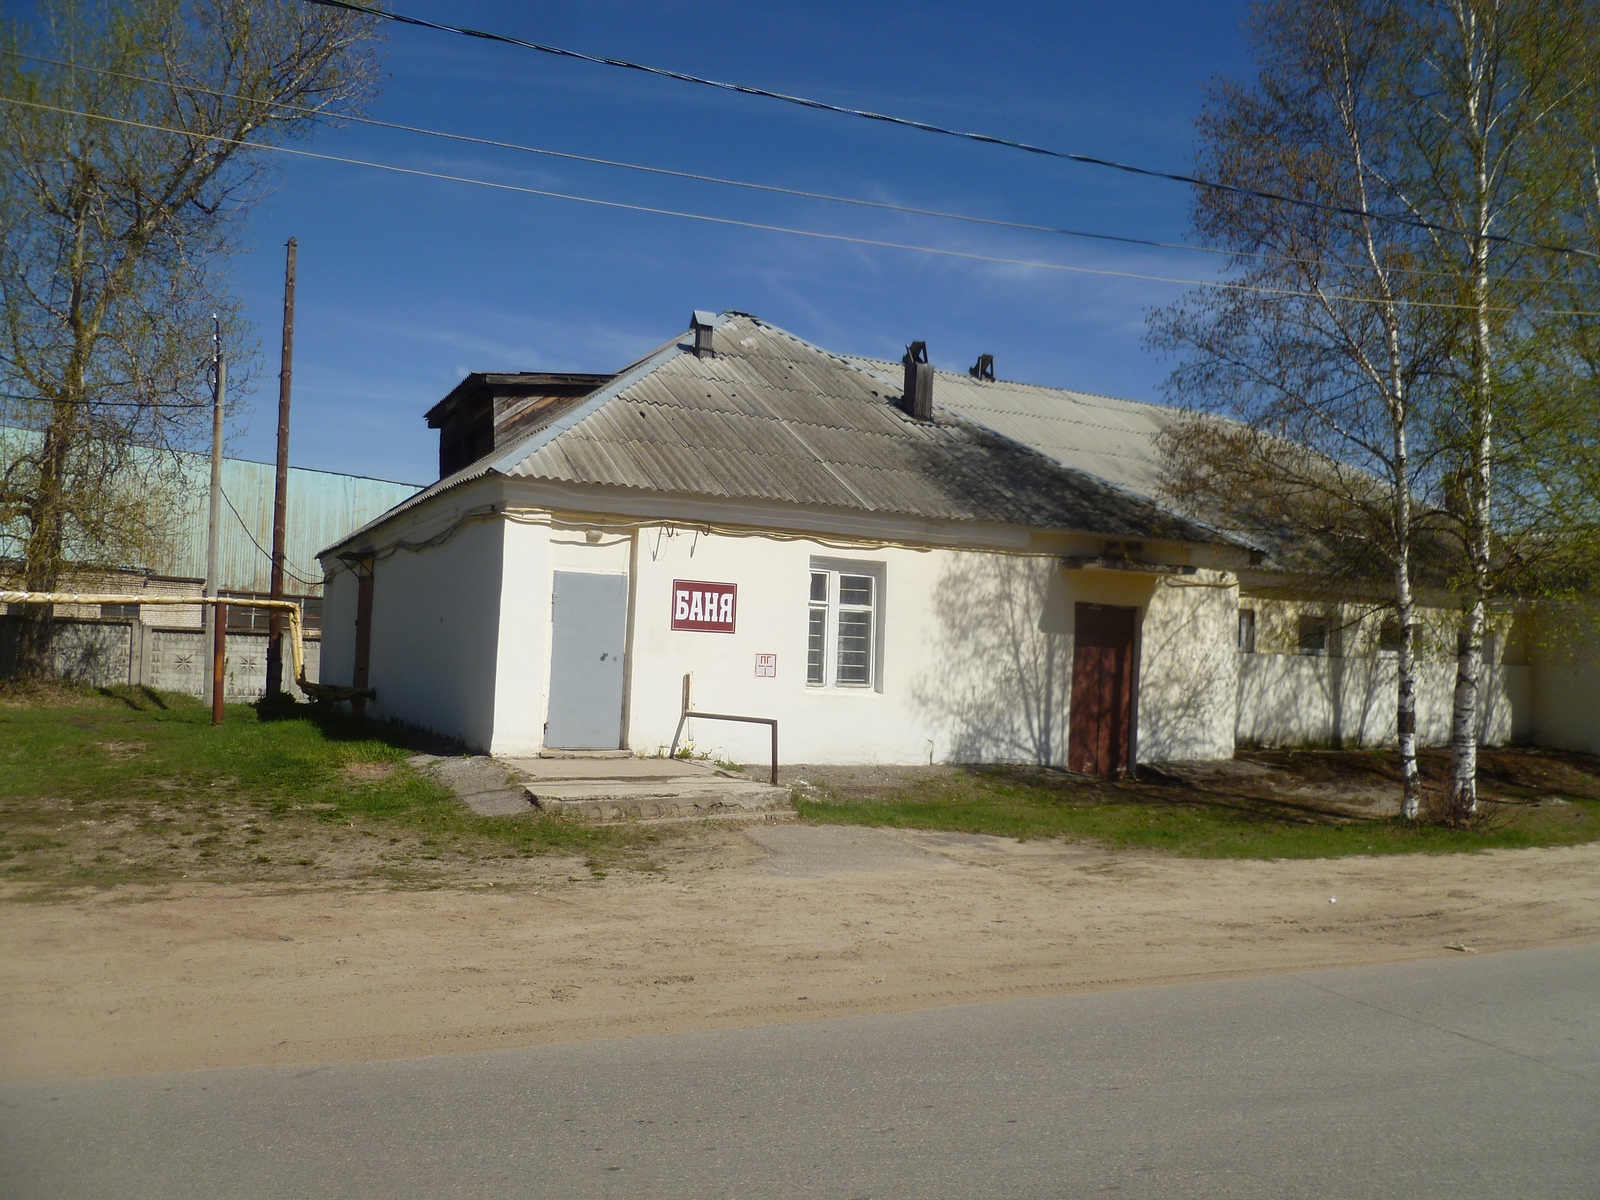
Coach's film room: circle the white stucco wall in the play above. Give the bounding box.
[1138,573,1240,759]
[366,515,504,750]
[1236,654,1529,748]
[318,484,509,750]
[490,523,1238,766]
[486,518,552,756]
[319,568,357,691]
[1530,612,1600,754]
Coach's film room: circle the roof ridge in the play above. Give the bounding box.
[848,353,1177,412]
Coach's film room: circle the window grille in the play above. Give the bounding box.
[807,572,828,685]
[224,595,272,633]
[1237,608,1256,653]
[806,564,880,689]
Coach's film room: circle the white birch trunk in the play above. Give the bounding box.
[1446,2,1495,821]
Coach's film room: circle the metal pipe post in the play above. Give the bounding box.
[211,601,227,726]
[266,237,297,697]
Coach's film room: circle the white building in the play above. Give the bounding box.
[319,312,1599,768]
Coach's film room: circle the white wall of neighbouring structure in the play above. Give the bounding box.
[1529,611,1600,754]
[1236,654,1531,748]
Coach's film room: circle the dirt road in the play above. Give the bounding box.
[3,822,1598,1081]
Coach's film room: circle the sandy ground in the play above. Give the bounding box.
[3,821,1598,1082]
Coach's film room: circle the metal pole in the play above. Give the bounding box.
[212,600,227,726]
[266,237,297,698]
[205,317,226,720]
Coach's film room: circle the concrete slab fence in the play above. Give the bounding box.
[0,615,321,703]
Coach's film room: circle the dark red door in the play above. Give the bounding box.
[1068,603,1137,776]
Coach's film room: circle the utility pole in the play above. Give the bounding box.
[206,316,227,726]
[266,237,297,698]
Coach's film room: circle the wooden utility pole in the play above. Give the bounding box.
[206,317,227,725]
[266,237,297,698]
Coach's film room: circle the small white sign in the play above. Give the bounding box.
[755,653,777,678]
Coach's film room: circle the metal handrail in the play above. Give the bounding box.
[668,673,779,786]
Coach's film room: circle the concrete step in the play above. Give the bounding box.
[520,780,792,822]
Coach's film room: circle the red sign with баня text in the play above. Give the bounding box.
[671,580,736,633]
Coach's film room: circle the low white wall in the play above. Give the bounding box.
[1236,653,1528,748]
[1531,615,1600,754]
[0,615,320,700]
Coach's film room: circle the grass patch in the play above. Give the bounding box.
[0,684,650,891]
[794,748,1600,859]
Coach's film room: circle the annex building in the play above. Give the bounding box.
[318,311,1599,770]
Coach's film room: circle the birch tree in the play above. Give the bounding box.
[1149,0,1452,818]
[1390,0,1594,817]
[0,0,380,676]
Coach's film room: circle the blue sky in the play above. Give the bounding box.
[222,0,1254,483]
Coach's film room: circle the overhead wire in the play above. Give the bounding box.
[218,487,324,587]
[8,95,1599,317]
[8,49,1560,286]
[305,0,1600,263]
[1,389,210,409]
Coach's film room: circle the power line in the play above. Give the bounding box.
[7,96,1598,317]
[11,50,1580,289]
[1,389,210,410]
[305,0,1600,263]
[9,51,1231,260]
[218,487,323,588]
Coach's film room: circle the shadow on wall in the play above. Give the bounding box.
[1237,654,1521,748]
[911,555,1070,765]
[0,616,131,687]
[1135,577,1238,761]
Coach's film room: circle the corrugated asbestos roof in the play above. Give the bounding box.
[846,354,1184,498]
[325,313,1234,555]
[502,315,1220,543]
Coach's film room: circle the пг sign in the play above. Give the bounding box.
[671,580,736,633]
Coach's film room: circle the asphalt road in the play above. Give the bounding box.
[3,944,1597,1199]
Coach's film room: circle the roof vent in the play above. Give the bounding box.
[901,341,934,421]
[969,354,995,381]
[690,310,717,358]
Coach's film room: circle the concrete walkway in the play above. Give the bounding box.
[502,755,791,821]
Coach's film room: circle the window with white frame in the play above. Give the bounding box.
[807,563,880,688]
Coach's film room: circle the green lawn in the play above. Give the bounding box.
[794,751,1600,859]
[0,685,648,890]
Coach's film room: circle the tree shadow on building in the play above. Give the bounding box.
[911,555,1071,766]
